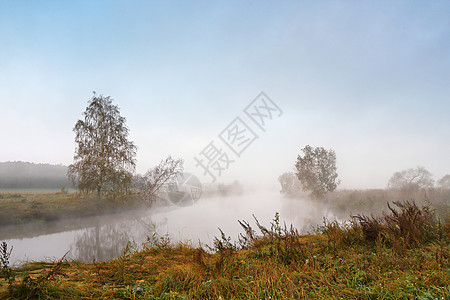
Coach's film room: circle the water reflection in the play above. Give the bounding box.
[5,192,332,265]
[69,215,164,262]
[71,223,130,262]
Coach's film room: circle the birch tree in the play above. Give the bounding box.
[68,93,137,198]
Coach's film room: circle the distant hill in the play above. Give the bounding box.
[0,161,72,189]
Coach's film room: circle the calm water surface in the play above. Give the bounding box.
[3,192,332,266]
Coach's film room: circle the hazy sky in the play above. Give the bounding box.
[0,1,449,189]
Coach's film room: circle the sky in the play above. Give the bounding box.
[0,1,449,189]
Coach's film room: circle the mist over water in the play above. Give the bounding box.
[4,191,333,265]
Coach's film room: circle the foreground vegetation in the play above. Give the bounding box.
[1,201,449,299]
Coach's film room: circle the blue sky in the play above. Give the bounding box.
[0,1,449,188]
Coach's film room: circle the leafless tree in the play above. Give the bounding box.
[135,156,184,203]
[437,174,450,189]
[68,93,137,198]
[387,166,434,190]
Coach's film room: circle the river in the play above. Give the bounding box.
[2,191,332,266]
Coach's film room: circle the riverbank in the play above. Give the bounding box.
[1,203,449,299]
[0,191,147,227]
[0,187,226,229]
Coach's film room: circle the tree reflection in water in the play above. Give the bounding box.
[70,218,159,262]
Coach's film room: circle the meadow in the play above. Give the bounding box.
[0,191,144,227]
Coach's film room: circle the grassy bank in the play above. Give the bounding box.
[1,201,449,299]
[0,187,222,227]
[0,191,145,227]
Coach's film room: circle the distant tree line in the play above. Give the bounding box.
[279,146,450,199]
[387,166,450,190]
[0,161,71,189]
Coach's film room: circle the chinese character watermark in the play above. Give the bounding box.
[194,141,235,182]
[219,117,258,157]
[159,172,202,207]
[244,92,283,132]
[194,92,283,183]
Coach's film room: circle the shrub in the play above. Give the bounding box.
[0,242,15,291]
[355,200,442,249]
[354,214,384,243]
[384,200,438,248]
